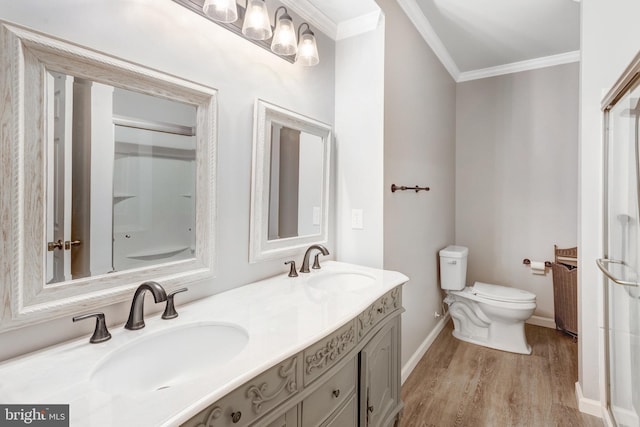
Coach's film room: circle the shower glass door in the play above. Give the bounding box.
[602,73,640,427]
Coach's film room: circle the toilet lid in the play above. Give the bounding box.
[471,282,536,302]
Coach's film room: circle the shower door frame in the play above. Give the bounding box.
[600,50,640,427]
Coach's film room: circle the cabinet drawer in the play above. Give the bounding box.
[324,394,357,427]
[181,356,300,427]
[264,406,298,427]
[357,287,402,340]
[303,321,356,386]
[301,357,356,427]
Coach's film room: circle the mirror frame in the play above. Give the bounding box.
[249,99,332,263]
[0,22,217,331]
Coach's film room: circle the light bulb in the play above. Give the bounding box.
[271,9,297,56]
[242,0,272,41]
[296,31,319,66]
[202,0,238,23]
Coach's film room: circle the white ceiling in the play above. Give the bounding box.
[299,0,580,82]
[308,0,379,23]
[282,0,381,40]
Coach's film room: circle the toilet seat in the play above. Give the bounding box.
[449,283,536,311]
[471,282,536,303]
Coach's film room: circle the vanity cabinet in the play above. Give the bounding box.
[181,286,403,427]
[181,355,300,427]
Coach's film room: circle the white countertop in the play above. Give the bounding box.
[0,261,408,427]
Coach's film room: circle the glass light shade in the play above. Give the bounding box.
[271,15,297,56]
[296,32,319,66]
[202,0,238,23]
[241,0,272,41]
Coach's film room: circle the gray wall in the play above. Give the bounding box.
[455,63,579,321]
[0,0,335,361]
[378,0,456,376]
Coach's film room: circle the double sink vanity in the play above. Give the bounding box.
[0,261,407,426]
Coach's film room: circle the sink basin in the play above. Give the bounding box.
[307,272,376,292]
[90,322,248,394]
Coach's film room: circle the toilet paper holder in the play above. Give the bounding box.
[522,259,552,268]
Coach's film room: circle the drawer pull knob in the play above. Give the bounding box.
[231,411,242,423]
[332,389,340,398]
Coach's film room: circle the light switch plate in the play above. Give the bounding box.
[351,209,364,230]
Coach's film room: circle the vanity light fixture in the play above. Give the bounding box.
[296,23,319,67]
[180,0,320,65]
[271,7,297,56]
[202,0,238,23]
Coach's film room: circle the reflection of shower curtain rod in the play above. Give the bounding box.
[113,115,195,136]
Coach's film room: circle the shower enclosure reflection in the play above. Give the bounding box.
[46,71,197,284]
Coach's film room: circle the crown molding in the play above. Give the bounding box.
[395,0,581,83]
[457,50,581,82]
[280,0,338,40]
[286,0,580,80]
[336,10,381,40]
[395,0,460,81]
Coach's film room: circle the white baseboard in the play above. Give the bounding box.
[526,315,556,329]
[575,381,603,418]
[610,405,640,426]
[602,411,615,427]
[401,313,450,384]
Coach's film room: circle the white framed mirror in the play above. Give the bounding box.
[0,23,217,331]
[249,99,331,262]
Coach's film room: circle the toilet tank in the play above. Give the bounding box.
[439,245,469,290]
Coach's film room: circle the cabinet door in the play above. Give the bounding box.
[359,318,400,427]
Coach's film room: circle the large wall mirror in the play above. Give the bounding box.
[250,99,331,262]
[0,23,217,331]
[46,74,198,284]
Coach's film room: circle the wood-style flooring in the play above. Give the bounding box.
[400,321,603,427]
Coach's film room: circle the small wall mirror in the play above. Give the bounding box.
[0,23,216,331]
[250,99,331,262]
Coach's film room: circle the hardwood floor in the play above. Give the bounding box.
[400,321,603,427]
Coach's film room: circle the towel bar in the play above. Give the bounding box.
[391,184,430,193]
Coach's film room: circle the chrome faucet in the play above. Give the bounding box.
[125,281,168,330]
[300,244,330,273]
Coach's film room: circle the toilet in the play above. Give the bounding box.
[439,245,536,355]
